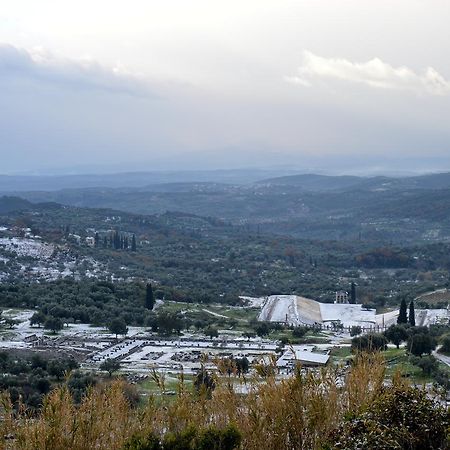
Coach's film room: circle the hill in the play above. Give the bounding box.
[256,173,381,191]
[0,196,34,213]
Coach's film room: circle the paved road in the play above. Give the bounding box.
[433,349,450,367]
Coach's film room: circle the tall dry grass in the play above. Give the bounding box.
[0,353,387,450]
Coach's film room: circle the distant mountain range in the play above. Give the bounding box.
[3,170,450,193]
[258,172,450,192]
[3,170,450,243]
[0,169,300,192]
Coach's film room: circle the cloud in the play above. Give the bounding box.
[0,43,152,96]
[287,51,450,96]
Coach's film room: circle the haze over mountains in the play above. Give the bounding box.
[0,169,301,192]
[3,170,450,243]
[3,169,450,193]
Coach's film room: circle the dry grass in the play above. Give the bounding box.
[0,353,388,450]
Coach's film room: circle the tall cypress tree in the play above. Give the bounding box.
[114,231,120,250]
[145,283,155,310]
[350,282,356,304]
[131,234,137,252]
[397,298,408,324]
[408,301,416,326]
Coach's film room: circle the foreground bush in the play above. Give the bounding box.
[0,353,447,450]
[124,425,241,450]
[327,380,449,449]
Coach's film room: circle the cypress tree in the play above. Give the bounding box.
[350,282,356,304]
[131,234,137,252]
[408,301,416,326]
[397,298,408,324]
[94,232,100,248]
[145,283,155,310]
[114,231,120,250]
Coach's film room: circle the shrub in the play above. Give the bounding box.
[327,384,449,449]
[410,355,438,376]
[4,354,444,450]
[351,333,387,352]
[292,326,308,338]
[123,433,161,450]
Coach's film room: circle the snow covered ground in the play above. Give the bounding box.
[240,296,266,308]
[0,233,108,282]
[0,309,280,374]
[320,303,376,327]
[0,237,55,259]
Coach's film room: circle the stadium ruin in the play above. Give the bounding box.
[257,295,449,330]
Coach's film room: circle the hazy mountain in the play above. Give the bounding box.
[0,169,300,192]
[256,174,378,191]
[4,171,450,243]
[0,196,34,214]
[258,172,450,192]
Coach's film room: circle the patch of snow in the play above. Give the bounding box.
[0,237,55,259]
[202,309,229,319]
[240,296,266,308]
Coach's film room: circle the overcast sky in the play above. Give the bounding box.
[1,0,450,174]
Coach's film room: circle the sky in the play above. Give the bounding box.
[1,0,450,175]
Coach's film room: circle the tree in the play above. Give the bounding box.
[351,333,387,352]
[47,358,78,379]
[108,318,128,339]
[44,316,63,334]
[254,322,270,337]
[397,298,408,324]
[131,234,137,252]
[350,282,357,304]
[384,324,409,348]
[100,358,121,377]
[156,312,183,335]
[145,283,155,310]
[30,311,46,328]
[411,355,438,376]
[350,325,362,337]
[204,327,219,338]
[408,332,436,357]
[94,232,100,248]
[440,335,450,354]
[47,360,67,380]
[292,326,308,338]
[235,357,249,377]
[408,301,416,326]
